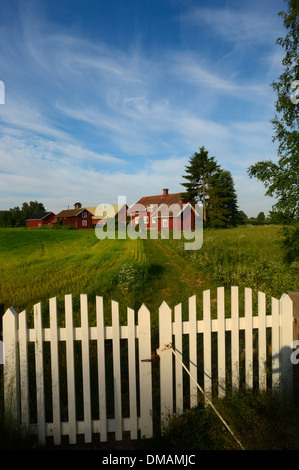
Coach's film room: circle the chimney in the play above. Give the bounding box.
[162,188,169,196]
[74,202,82,209]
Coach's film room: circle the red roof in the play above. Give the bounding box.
[56,208,91,218]
[128,189,185,213]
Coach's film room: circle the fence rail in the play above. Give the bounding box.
[2,286,294,446]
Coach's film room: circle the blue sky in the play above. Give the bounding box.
[0,0,287,216]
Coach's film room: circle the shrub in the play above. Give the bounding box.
[281,223,299,262]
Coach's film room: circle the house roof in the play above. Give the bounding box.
[128,191,185,214]
[26,211,55,221]
[56,208,91,218]
[152,202,200,218]
[87,203,127,219]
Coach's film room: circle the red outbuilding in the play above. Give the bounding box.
[27,211,56,228]
[56,203,93,229]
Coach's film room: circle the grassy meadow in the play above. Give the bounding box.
[0,224,297,322]
[0,224,299,450]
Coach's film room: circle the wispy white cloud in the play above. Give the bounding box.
[0,0,285,216]
[171,54,272,101]
[180,5,284,44]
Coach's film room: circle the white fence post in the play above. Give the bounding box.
[159,301,173,429]
[34,302,46,445]
[112,300,122,441]
[138,304,153,439]
[18,310,29,434]
[174,303,183,415]
[258,291,267,391]
[217,287,226,398]
[244,288,253,390]
[65,294,77,444]
[49,297,61,445]
[188,295,198,408]
[96,296,107,442]
[127,307,138,440]
[231,286,240,391]
[203,290,212,400]
[279,294,293,400]
[271,297,280,391]
[3,307,20,430]
[81,294,92,443]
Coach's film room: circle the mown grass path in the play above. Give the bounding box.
[0,229,214,325]
[141,238,214,322]
[1,225,297,326]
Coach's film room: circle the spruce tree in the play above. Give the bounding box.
[207,170,240,227]
[181,148,241,227]
[181,146,220,224]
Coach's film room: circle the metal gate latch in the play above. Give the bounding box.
[141,351,159,362]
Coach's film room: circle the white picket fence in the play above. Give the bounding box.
[2,286,294,446]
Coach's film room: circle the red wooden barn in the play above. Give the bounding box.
[56,203,93,229]
[128,188,197,232]
[27,211,56,228]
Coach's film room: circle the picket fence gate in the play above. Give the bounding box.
[2,286,294,446]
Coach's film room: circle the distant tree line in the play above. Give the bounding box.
[241,211,282,225]
[0,201,45,227]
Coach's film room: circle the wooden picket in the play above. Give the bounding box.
[157,287,294,429]
[2,287,294,445]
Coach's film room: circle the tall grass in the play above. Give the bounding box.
[0,225,298,450]
[0,228,151,324]
[157,388,299,450]
[171,225,299,300]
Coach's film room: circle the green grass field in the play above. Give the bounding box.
[0,225,297,321]
[0,225,299,450]
[0,227,214,326]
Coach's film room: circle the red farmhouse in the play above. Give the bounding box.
[128,188,197,232]
[56,203,93,229]
[27,211,56,228]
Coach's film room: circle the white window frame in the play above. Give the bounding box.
[82,220,87,226]
[144,216,149,224]
[82,211,87,218]
[162,219,168,228]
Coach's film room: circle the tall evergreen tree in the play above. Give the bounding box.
[181,146,220,224]
[207,170,240,227]
[181,148,241,227]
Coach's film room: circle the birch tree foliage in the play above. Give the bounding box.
[248,0,299,221]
